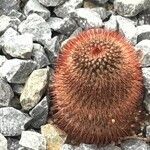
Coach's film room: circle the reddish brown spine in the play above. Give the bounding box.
[52,28,144,145]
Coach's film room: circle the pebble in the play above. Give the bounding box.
[120,139,149,150]
[135,40,150,67]
[0,78,14,107]
[19,131,46,150]
[0,107,31,136]
[0,133,7,150]
[32,43,50,69]
[54,0,84,18]
[20,68,49,110]
[114,0,150,17]
[18,13,52,46]
[3,33,33,59]
[24,0,50,20]
[0,0,20,16]
[116,15,137,44]
[48,17,78,36]
[70,8,103,29]
[0,55,7,67]
[38,0,67,7]
[29,96,49,128]
[41,124,67,150]
[0,59,37,83]
[0,15,11,34]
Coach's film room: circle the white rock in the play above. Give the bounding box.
[19,131,46,150]
[0,133,7,150]
[0,15,11,33]
[0,56,7,67]
[38,0,67,7]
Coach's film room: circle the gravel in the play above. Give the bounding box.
[0,0,150,149]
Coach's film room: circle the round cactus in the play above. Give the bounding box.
[52,28,144,145]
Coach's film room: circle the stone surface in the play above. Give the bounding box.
[145,125,150,138]
[0,15,11,34]
[0,55,7,67]
[92,0,109,5]
[61,144,76,150]
[54,0,83,18]
[0,0,20,16]
[11,84,24,95]
[32,43,50,69]
[0,107,31,136]
[19,131,46,150]
[0,78,14,107]
[116,15,137,44]
[120,139,149,150]
[0,59,37,83]
[18,13,52,46]
[104,15,117,31]
[38,0,67,7]
[3,33,33,58]
[0,133,7,150]
[29,96,49,128]
[70,8,103,29]
[75,144,98,150]
[41,124,67,150]
[135,40,150,67]
[20,68,49,110]
[114,0,150,17]
[24,0,50,20]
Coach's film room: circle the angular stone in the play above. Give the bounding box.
[0,133,7,150]
[0,78,14,107]
[19,131,46,150]
[145,125,150,138]
[54,0,83,18]
[0,0,20,16]
[0,59,37,83]
[11,84,24,95]
[0,107,31,136]
[9,17,21,30]
[0,15,11,34]
[135,40,150,67]
[75,144,98,150]
[24,0,50,20]
[0,55,7,67]
[18,13,52,46]
[114,0,150,17]
[20,68,49,110]
[29,96,49,128]
[9,96,22,110]
[32,43,50,69]
[143,90,150,113]
[7,138,23,150]
[116,15,137,44]
[41,124,67,150]
[61,144,76,150]
[70,8,103,29]
[38,0,67,7]
[91,7,111,21]
[104,15,117,31]
[3,33,33,58]
[92,0,108,5]
[83,0,97,8]
[99,144,121,150]
[120,139,149,150]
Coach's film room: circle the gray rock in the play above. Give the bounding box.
[120,139,149,150]
[7,138,24,150]
[0,133,7,150]
[116,15,137,44]
[29,96,49,128]
[18,13,52,46]
[3,33,33,58]
[70,8,103,29]
[38,0,67,7]
[92,0,108,4]
[0,59,37,83]
[11,84,24,95]
[19,131,46,150]
[75,144,98,150]
[104,15,117,31]
[99,144,121,150]
[114,0,150,17]
[0,0,20,16]
[0,107,31,136]
[61,144,76,150]
[0,55,7,67]
[91,7,111,21]
[0,78,14,107]
[135,40,150,67]
[9,96,22,109]
[48,17,78,35]
[24,0,50,20]
[145,125,150,138]
[20,68,49,110]
[9,17,21,30]
[32,43,50,69]
[143,90,150,113]
[54,0,83,18]
[0,15,11,34]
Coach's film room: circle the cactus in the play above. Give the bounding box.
[52,28,144,145]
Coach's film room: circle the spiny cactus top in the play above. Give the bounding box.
[52,28,144,145]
